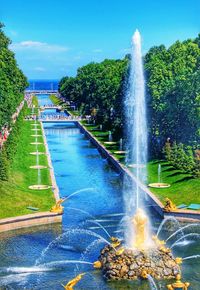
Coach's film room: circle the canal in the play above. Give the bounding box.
[0,94,199,289]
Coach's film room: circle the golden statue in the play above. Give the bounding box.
[93,260,102,269]
[159,245,171,254]
[141,270,148,279]
[132,208,148,249]
[164,198,177,212]
[110,236,121,248]
[61,273,85,290]
[116,247,125,256]
[152,235,166,247]
[175,257,183,265]
[167,274,190,289]
[50,198,66,214]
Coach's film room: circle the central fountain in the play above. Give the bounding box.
[94,30,185,285]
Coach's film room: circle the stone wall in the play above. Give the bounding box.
[0,212,62,233]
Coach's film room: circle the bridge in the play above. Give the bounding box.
[25,90,59,95]
[39,116,83,122]
[40,105,62,110]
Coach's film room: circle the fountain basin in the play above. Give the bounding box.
[29,185,51,190]
[128,164,145,168]
[114,151,127,155]
[104,142,117,145]
[99,245,180,281]
[29,165,48,169]
[29,152,46,155]
[148,183,171,189]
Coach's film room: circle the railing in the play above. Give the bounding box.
[26,90,59,94]
[39,115,83,122]
[40,105,62,110]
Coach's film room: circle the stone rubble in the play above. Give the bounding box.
[98,245,180,281]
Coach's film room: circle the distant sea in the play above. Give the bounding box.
[27,79,59,90]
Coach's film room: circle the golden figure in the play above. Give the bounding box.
[110,236,121,248]
[164,198,177,212]
[116,247,125,256]
[159,245,171,254]
[50,198,66,214]
[152,235,166,247]
[175,257,183,265]
[141,270,148,279]
[132,208,147,249]
[93,260,102,269]
[61,273,85,290]
[167,274,190,289]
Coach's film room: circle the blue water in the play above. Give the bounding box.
[0,94,199,289]
[27,80,59,90]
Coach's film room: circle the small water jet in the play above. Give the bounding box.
[30,142,43,145]
[108,131,113,142]
[30,165,48,169]
[166,223,200,242]
[29,152,46,155]
[28,185,51,190]
[148,164,171,188]
[66,206,111,238]
[182,255,200,261]
[119,138,123,151]
[170,233,200,249]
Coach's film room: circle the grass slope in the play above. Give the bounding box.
[0,120,54,219]
[147,160,200,206]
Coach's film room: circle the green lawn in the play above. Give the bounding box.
[147,160,200,206]
[0,120,55,219]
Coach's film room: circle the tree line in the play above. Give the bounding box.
[0,23,28,129]
[59,34,200,176]
[0,23,28,180]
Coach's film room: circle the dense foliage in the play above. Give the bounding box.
[59,34,200,176]
[163,140,200,178]
[59,58,128,138]
[145,36,200,156]
[0,23,28,128]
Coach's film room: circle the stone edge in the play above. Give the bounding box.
[0,212,62,233]
[40,121,60,201]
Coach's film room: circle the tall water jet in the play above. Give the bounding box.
[125,29,147,210]
[124,29,148,248]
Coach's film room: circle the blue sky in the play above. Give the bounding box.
[1,0,199,79]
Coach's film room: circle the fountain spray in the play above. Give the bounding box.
[124,29,149,248]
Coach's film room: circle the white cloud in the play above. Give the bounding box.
[34,67,46,72]
[92,49,102,53]
[10,41,69,53]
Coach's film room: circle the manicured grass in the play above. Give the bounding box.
[147,160,200,206]
[0,120,55,219]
